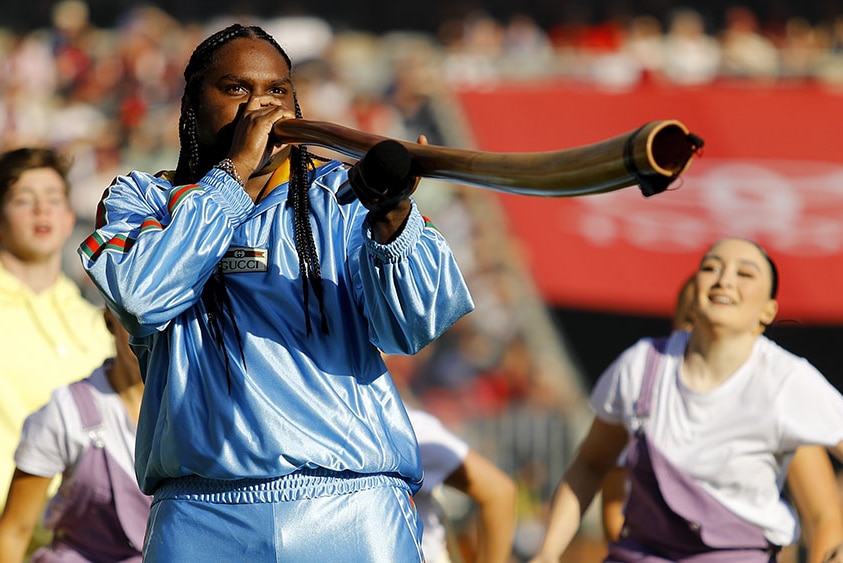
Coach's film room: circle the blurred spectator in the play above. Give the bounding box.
[0,147,113,512]
[815,16,843,84]
[385,51,448,145]
[499,14,556,80]
[662,8,721,85]
[440,11,504,85]
[719,6,780,80]
[263,14,334,63]
[0,308,147,563]
[621,15,666,83]
[777,17,826,79]
[293,58,356,125]
[50,0,94,99]
[0,31,57,151]
[405,406,517,563]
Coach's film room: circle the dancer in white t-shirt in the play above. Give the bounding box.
[532,238,843,563]
[0,308,147,562]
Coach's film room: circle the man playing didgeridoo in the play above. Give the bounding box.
[78,23,474,562]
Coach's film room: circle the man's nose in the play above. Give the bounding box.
[253,94,275,107]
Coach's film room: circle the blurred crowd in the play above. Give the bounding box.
[3,3,842,558]
[0,0,601,420]
[4,1,843,217]
[4,2,843,168]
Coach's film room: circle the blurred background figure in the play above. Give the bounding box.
[407,406,517,563]
[719,6,779,80]
[387,352,517,562]
[0,147,113,512]
[661,8,721,85]
[0,308,146,562]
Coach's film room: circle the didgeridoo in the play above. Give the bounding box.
[271,118,703,198]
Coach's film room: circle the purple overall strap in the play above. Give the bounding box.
[68,379,102,430]
[634,337,669,420]
[618,334,775,556]
[62,375,149,558]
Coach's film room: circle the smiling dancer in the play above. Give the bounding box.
[532,238,843,563]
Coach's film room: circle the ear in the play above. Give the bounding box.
[760,299,778,327]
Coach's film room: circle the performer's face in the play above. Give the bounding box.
[193,37,295,162]
[693,238,778,333]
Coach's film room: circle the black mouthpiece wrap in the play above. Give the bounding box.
[338,140,414,204]
[359,140,413,190]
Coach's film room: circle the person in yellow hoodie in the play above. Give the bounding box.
[0,147,113,509]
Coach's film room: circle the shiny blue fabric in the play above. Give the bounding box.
[144,470,424,562]
[78,160,474,495]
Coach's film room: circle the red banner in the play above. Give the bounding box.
[454,81,843,324]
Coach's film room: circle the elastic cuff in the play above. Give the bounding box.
[364,199,423,263]
[203,167,254,226]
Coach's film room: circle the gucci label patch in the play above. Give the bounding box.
[218,247,268,273]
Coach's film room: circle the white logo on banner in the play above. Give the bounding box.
[577,159,843,255]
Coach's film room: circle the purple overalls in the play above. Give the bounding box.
[606,338,781,563]
[31,378,151,563]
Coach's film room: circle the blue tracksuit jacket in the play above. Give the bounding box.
[78,159,474,495]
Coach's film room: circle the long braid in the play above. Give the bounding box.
[288,97,328,335]
[172,23,328,392]
[245,27,328,334]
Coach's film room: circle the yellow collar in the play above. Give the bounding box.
[267,159,291,188]
[158,159,292,188]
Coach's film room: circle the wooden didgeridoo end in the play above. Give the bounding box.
[623,120,704,197]
[270,118,704,198]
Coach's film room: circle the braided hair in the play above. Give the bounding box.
[174,24,328,389]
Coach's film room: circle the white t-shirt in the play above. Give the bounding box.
[590,330,843,546]
[408,408,470,563]
[15,365,138,529]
